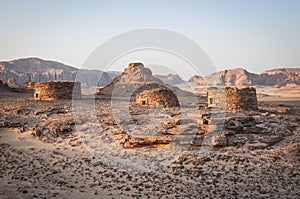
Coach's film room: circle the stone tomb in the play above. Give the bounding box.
[25,81,36,89]
[34,81,81,100]
[135,85,180,108]
[207,87,258,111]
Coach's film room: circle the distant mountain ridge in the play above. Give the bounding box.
[0,58,112,87]
[263,68,300,75]
[0,58,299,88]
[189,68,300,87]
[155,74,184,85]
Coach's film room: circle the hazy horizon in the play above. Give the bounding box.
[1,56,299,77]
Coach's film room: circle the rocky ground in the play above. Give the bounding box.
[0,91,300,198]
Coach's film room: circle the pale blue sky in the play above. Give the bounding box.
[0,0,299,74]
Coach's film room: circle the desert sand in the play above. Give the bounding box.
[0,86,299,198]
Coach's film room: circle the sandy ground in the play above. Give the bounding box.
[0,87,300,198]
[1,127,299,199]
[257,86,300,107]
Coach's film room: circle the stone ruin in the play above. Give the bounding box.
[34,81,81,100]
[207,87,258,111]
[97,62,195,107]
[94,62,197,148]
[135,84,180,108]
[25,81,35,89]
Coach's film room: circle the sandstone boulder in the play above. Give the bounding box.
[123,136,172,148]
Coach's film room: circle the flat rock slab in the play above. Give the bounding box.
[123,136,172,148]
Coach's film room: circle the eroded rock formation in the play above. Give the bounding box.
[97,63,163,97]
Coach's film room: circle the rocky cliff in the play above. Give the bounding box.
[0,80,11,92]
[255,68,300,86]
[155,74,184,85]
[0,58,77,86]
[1,57,299,88]
[97,63,163,96]
[189,68,300,87]
[0,58,112,87]
[97,62,194,99]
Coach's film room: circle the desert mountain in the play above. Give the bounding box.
[263,68,300,75]
[75,69,111,87]
[155,74,184,85]
[189,68,300,87]
[97,63,163,96]
[97,63,194,98]
[106,71,122,79]
[0,58,112,87]
[0,79,11,92]
[1,57,299,88]
[206,68,258,87]
[0,58,77,85]
[255,68,300,86]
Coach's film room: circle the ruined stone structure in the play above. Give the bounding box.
[135,85,180,108]
[207,87,258,111]
[25,81,35,89]
[34,81,81,100]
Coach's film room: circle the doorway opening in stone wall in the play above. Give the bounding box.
[209,97,214,105]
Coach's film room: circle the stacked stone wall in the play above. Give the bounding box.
[136,86,179,108]
[207,87,258,111]
[34,81,81,100]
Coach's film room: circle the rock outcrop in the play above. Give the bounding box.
[188,75,206,85]
[0,79,11,92]
[6,78,20,88]
[96,63,163,97]
[97,63,195,105]
[197,110,296,148]
[189,68,258,87]
[123,136,172,148]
